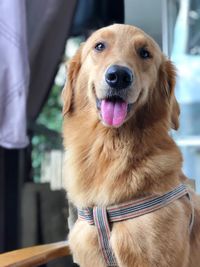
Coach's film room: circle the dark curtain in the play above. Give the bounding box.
[0,0,77,252]
[26,0,77,121]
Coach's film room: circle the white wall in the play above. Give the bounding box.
[125,0,163,47]
[125,0,179,55]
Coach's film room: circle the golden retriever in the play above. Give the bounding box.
[62,24,200,267]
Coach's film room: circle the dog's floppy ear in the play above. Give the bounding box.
[62,45,83,115]
[160,59,180,130]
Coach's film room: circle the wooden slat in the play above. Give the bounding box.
[0,241,70,267]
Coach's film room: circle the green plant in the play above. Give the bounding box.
[31,84,63,182]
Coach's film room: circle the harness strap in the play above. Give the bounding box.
[187,190,195,232]
[78,184,192,267]
[93,207,118,266]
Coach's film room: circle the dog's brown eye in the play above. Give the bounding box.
[139,48,151,59]
[94,42,106,52]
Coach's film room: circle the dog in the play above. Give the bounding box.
[62,24,200,267]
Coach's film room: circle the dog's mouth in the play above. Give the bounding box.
[96,96,132,127]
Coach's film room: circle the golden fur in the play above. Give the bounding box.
[62,24,200,267]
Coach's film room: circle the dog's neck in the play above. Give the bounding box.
[63,114,182,208]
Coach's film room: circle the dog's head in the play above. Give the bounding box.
[62,24,179,130]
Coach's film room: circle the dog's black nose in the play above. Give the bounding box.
[105,65,133,89]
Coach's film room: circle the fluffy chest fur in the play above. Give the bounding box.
[63,114,182,208]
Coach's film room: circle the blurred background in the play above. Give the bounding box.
[0,0,200,266]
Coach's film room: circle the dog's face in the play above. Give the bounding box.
[63,24,179,130]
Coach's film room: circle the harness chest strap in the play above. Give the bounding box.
[78,184,194,267]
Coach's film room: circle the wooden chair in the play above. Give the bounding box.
[0,241,71,267]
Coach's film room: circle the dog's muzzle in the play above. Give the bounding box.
[96,65,134,128]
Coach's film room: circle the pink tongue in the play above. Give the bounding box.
[101,99,128,127]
